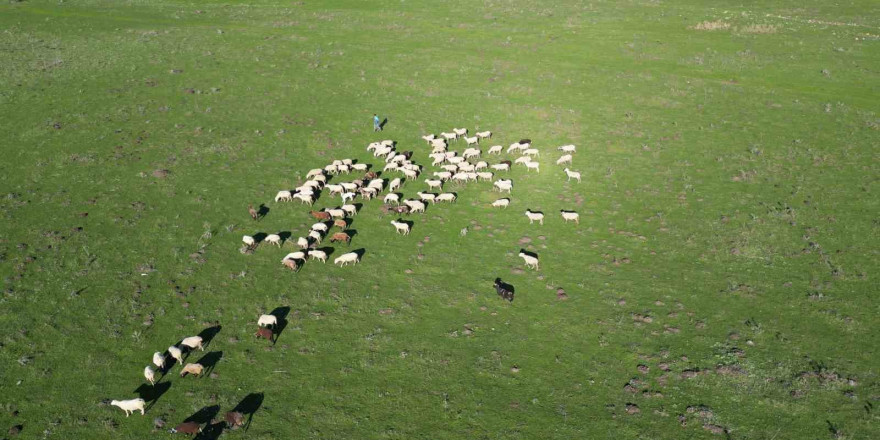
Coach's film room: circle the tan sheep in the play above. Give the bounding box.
[179,363,205,378]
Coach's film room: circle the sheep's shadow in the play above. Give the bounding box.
[198,325,222,350]
[519,138,531,144]
[233,393,264,432]
[157,350,178,376]
[527,209,545,215]
[352,203,363,213]
[269,306,291,342]
[134,381,171,412]
[278,231,292,245]
[317,247,336,258]
[184,405,220,424]
[257,204,269,219]
[351,248,367,260]
[194,351,223,376]
[252,232,268,244]
[195,422,225,440]
[519,249,539,259]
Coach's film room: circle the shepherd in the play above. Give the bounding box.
[373,113,381,132]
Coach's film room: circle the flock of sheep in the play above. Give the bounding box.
[108,126,583,434]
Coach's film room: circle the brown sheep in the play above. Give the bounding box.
[224,411,245,428]
[329,232,350,244]
[364,171,378,180]
[310,210,331,221]
[248,204,258,221]
[255,327,274,343]
[179,363,205,378]
[333,219,347,229]
[394,205,410,214]
[170,421,202,435]
[281,259,299,271]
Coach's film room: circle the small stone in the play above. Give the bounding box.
[209,372,219,379]
[625,404,640,414]
[510,365,520,373]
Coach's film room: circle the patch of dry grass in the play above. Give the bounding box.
[737,24,778,34]
[690,20,731,31]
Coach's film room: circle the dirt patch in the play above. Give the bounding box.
[378,308,394,315]
[518,236,531,244]
[152,169,170,178]
[625,403,640,414]
[702,424,726,435]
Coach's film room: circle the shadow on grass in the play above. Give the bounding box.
[233,393,264,432]
[134,381,171,412]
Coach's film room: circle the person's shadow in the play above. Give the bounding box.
[380,118,388,129]
[233,393,264,431]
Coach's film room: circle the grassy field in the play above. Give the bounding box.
[1,0,878,438]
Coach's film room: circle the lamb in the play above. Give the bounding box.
[488,145,503,154]
[421,134,436,143]
[293,193,314,206]
[492,198,510,208]
[168,345,184,364]
[255,327,274,343]
[518,251,539,270]
[390,220,411,235]
[341,204,358,216]
[144,366,156,385]
[524,161,540,172]
[341,192,356,204]
[464,136,479,146]
[490,163,510,172]
[525,209,545,225]
[425,179,443,191]
[281,258,299,271]
[170,421,202,435]
[451,173,469,183]
[310,210,331,221]
[556,154,573,165]
[417,192,437,204]
[453,128,468,136]
[180,336,204,351]
[326,208,346,219]
[383,193,400,205]
[334,252,360,266]
[522,148,540,157]
[248,204,258,220]
[275,191,293,202]
[110,398,146,417]
[296,236,311,250]
[307,249,328,263]
[258,314,278,328]
[225,411,246,429]
[333,219,348,229]
[367,179,385,191]
[179,363,205,378]
[402,169,419,180]
[283,252,306,261]
[152,352,166,369]
[330,232,351,244]
[437,193,457,203]
[311,222,328,233]
[403,199,426,213]
[308,230,323,244]
[264,234,282,247]
[476,130,492,139]
[563,167,582,183]
[561,210,580,224]
[557,144,576,153]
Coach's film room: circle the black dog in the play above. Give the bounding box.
[493,278,514,302]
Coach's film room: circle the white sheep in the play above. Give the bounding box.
[337,164,351,174]
[525,209,545,225]
[476,131,492,139]
[561,210,580,224]
[437,193,457,203]
[274,191,293,202]
[341,204,358,216]
[425,179,443,190]
[441,132,457,140]
[492,198,510,208]
[324,164,338,174]
[464,136,479,146]
[152,352,166,369]
[431,138,448,148]
[557,144,576,153]
[258,314,278,328]
[384,193,400,205]
[417,191,437,204]
[296,236,310,249]
[340,182,359,192]
[380,139,395,147]
[368,179,385,190]
[563,168,582,183]
[283,252,306,261]
[242,235,256,249]
[326,184,344,195]
[522,148,540,157]
[311,174,327,184]
[493,179,513,193]
[383,162,399,172]
[556,154,573,165]
[334,252,360,266]
[180,336,204,351]
[293,193,314,206]
[422,134,436,143]
[311,223,329,233]
[264,234,282,247]
[457,162,475,172]
[402,169,419,180]
[442,164,459,173]
[490,163,510,172]
[525,161,540,172]
[433,171,452,181]
[110,398,146,417]
[453,128,468,136]
[488,145,503,154]
[388,178,402,192]
[144,366,156,385]
[308,230,323,244]
[466,172,478,181]
[477,171,494,181]
[390,220,411,235]
[514,156,531,165]
[451,173,469,183]
[447,156,465,165]
[518,252,539,270]
[327,208,346,219]
[463,147,481,159]
[168,346,184,365]
[306,168,324,178]
[507,143,523,153]
[404,199,426,213]
[341,192,356,204]
[474,161,488,170]
[307,249,327,263]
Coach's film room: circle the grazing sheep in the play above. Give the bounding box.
[518,251,539,270]
[492,198,510,208]
[384,193,400,205]
[421,134,436,143]
[170,421,202,435]
[179,363,205,378]
[110,398,146,417]
[433,171,452,181]
[341,204,358,217]
[330,232,351,244]
[334,252,360,266]
[442,164,459,173]
[425,179,443,190]
[306,168,324,178]
[388,178,402,192]
[557,144,576,153]
[333,219,348,229]
[367,179,385,191]
[293,193,314,206]
[281,258,299,271]
[514,156,531,165]
[463,147,481,159]
[180,336,204,351]
[152,352,166,369]
[311,223,328,233]
[351,163,369,172]
[476,130,492,139]
[311,174,327,184]
[359,187,377,200]
[507,143,523,153]
[490,163,510,172]
[308,230,323,244]
[453,128,468,136]
[327,208,346,219]
[404,199,426,213]
[326,184,344,195]
[324,164,339,174]
[493,179,513,193]
[225,411,246,429]
[563,167,582,182]
[283,252,306,261]
[556,154,573,165]
[275,191,293,202]
[417,192,437,204]
[144,366,156,385]
[391,220,411,235]
[437,193,457,203]
[525,161,540,172]
[294,187,315,196]
[264,234,282,247]
[310,210,331,221]
[464,136,479,146]
[522,148,540,157]
[296,236,311,250]
[338,164,351,174]
[340,182,359,192]
[341,192,356,203]
[477,171,494,181]
[308,249,328,263]
[168,346,184,364]
[561,210,580,224]
[441,132,457,140]
[402,169,419,180]
[488,145,503,154]
[248,204,258,220]
[525,209,545,225]
[258,314,278,328]
[474,161,488,170]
